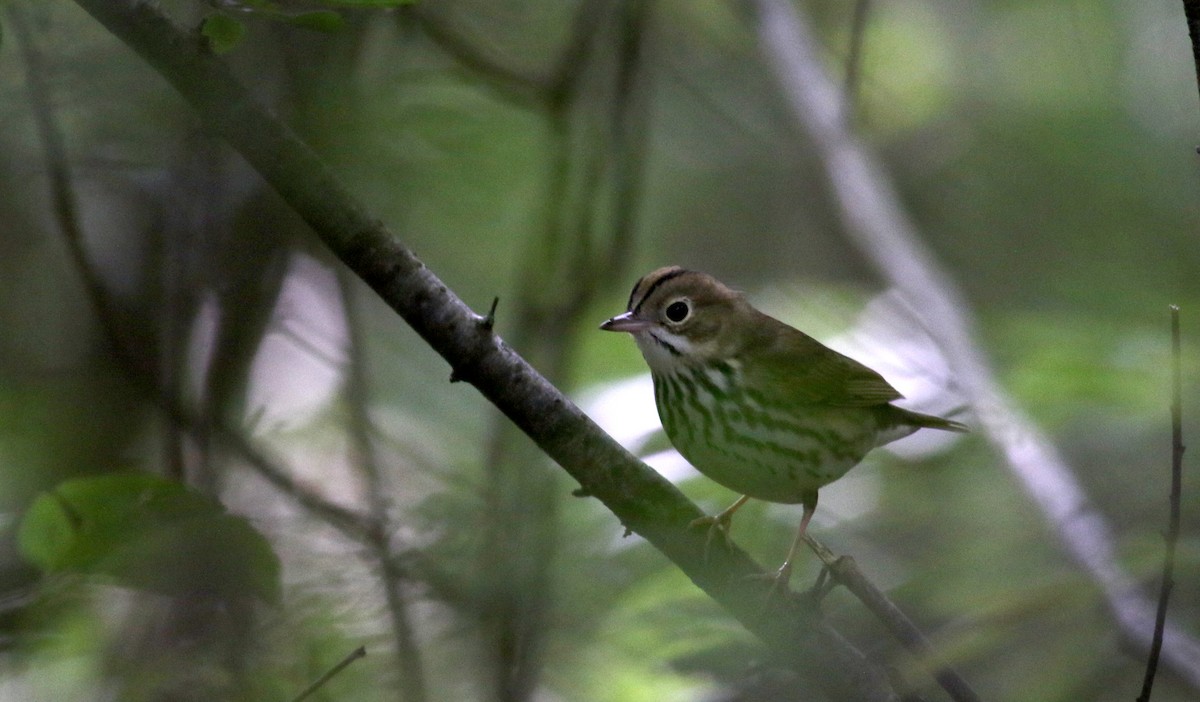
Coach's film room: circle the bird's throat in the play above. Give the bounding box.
[634,330,689,373]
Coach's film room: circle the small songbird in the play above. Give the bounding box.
[600,266,967,589]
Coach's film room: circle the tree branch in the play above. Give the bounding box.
[806,536,980,702]
[69,1,903,699]
[290,645,367,702]
[751,0,1200,689]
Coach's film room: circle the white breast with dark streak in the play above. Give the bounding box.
[651,360,881,504]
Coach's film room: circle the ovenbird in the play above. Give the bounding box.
[600,266,967,589]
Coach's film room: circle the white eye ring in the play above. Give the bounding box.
[664,299,690,324]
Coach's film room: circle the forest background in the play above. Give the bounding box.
[0,1,1198,701]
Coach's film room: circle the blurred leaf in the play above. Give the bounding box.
[283,10,345,33]
[200,13,247,54]
[995,312,1193,423]
[18,474,280,603]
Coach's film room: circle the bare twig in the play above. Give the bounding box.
[339,269,429,702]
[402,8,549,106]
[805,536,981,702]
[290,645,368,702]
[597,0,650,294]
[7,1,140,377]
[70,2,905,698]
[751,0,1200,688]
[1136,306,1186,702]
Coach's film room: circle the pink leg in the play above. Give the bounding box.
[772,492,817,592]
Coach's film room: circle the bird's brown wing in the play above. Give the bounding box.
[741,323,903,408]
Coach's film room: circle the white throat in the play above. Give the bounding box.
[633,329,699,374]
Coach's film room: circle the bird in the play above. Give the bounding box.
[600,266,967,590]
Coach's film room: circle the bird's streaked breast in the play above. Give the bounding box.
[651,362,880,503]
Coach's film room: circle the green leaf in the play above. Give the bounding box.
[18,474,281,603]
[201,13,248,54]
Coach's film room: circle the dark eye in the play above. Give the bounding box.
[664,300,690,323]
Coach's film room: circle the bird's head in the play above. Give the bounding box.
[600,266,750,372]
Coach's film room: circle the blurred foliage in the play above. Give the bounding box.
[19,474,280,603]
[0,0,1198,700]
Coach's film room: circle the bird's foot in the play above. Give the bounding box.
[688,495,751,563]
[740,559,795,601]
[766,560,794,600]
[689,512,734,563]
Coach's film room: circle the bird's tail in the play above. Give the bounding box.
[895,407,970,433]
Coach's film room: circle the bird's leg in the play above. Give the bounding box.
[689,494,750,560]
[767,492,817,597]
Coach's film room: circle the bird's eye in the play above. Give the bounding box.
[664,300,690,324]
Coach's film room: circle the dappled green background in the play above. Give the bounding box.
[1,0,1198,700]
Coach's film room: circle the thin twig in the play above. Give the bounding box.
[1136,306,1186,702]
[402,7,549,106]
[805,535,981,702]
[290,645,368,702]
[751,0,1200,687]
[7,1,142,378]
[338,268,429,702]
[597,0,650,296]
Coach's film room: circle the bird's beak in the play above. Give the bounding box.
[600,311,652,333]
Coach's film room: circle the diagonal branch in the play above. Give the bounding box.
[69,1,906,700]
[751,0,1200,689]
[806,536,980,702]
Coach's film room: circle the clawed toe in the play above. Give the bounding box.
[737,561,799,615]
[764,560,793,601]
[689,495,750,562]
[689,513,734,562]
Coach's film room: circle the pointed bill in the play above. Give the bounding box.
[600,311,652,333]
